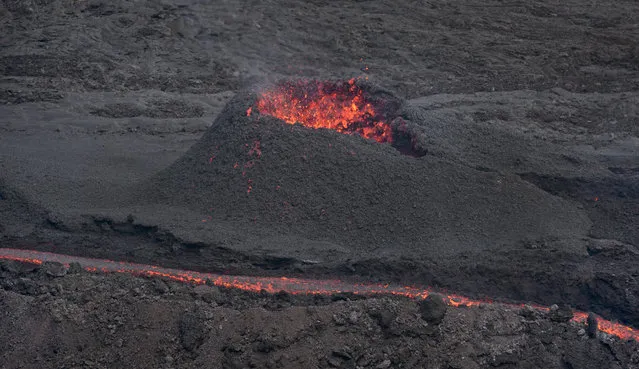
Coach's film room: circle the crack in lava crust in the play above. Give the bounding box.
[1,248,638,342]
[254,79,393,143]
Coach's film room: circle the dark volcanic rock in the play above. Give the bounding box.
[419,293,448,324]
[192,284,221,304]
[153,279,170,294]
[179,312,207,351]
[67,262,84,274]
[41,261,67,277]
[370,309,395,329]
[549,304,573,322]
[0,260,21,274]
[587,313,599,338]
[519,304,538,320]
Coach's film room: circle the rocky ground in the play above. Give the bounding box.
[2,259,639,369]
[1,0,638,367]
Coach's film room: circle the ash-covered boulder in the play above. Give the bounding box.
[41,261,67,277]
[549,304,573,322]
[67,262,84,274]
[419,293,448,324]
[0,260,21,274]
[587,312,598,338]
[179,311,208,351]
[192,284,221,304]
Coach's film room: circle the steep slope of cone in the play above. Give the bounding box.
[0,179,49,237]
[139,81,591,255]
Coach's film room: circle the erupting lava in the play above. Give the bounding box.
[1,248,638,342]
[254,79,393,143]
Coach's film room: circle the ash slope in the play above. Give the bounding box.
[139,89,591,259]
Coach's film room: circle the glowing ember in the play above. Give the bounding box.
[1,248,638,342]
[254,79,393,143]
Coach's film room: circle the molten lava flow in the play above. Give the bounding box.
[1,248,638,342]
[254,79,393,143]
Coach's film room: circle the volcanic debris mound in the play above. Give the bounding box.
[139,81,590,255]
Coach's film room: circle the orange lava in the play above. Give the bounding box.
[254,79,393,143]
[1,248,638,342]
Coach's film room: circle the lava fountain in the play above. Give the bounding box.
[253,79,394,143]
[1,248,638,342]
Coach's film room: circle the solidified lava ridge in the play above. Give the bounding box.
[1,248,638,342]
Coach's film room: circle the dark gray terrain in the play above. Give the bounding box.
[1,0,638,367]
[3,260,639,369]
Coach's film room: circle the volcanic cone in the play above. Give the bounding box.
[139,80,590,259]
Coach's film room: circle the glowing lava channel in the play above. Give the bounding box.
[1,248,638,342]
[254,79,393,143]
